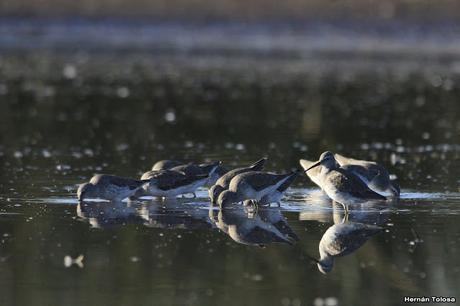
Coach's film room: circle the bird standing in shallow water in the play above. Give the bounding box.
[300,153,399,197]
[217,171,299,208]
[304,152,387,213]
[77,174,149,202]
[209,158,267,204]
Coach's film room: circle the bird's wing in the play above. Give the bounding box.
[332,169,386,200]
[154,171,208,191]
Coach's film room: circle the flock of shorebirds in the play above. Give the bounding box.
[77,151,400,213]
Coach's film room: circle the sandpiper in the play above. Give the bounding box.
[244,170,300,207]
[300,154,399,197]
[304,152,387,212]
[77,174,149,201]
[171,161,223,186]
[257,170,300,206]
[152,160,226,186]
[217,171,299,208]
[334,153,400,197]
[316,222,382,274]
[140,169,209,198]
[209,158,267,203]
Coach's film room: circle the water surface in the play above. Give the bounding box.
[0,19,459,306]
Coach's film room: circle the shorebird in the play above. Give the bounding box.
[316,222,382,274]
[170,161,224,186]
[152,160,226,186]
[300,154,399,197]
[304,152,387,212]
[77,174,149,201]
[245,170,300,207]
[209,158,267,203]
[140,169,209,198]
[217,171,299,208]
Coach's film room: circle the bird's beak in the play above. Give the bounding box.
[304,160,322,172]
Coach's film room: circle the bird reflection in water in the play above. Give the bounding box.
[211,204,298,247]
[77,198,213,230]
[303,202,390,274]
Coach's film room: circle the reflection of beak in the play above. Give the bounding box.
[305,253,320,264]
[304,160,322,172]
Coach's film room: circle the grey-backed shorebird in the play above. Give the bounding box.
[300,154,399,197]
[171,161,223,186]
[315,222,382,274]
[244,170,300,207]
[217,171,299,208]
[77,174,149,201]
[304,152,387,212]
[152,160,227,186]
[209,158,267,204]
[140,169,209,198]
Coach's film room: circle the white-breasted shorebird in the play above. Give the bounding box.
[140,169,209,198]
[304,152,387,212]
[209,158,267,203]
[300,153,399,197]
[77,174,149,202]
[217,171,299,208]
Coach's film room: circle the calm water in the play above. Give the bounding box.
[0,19,460,306]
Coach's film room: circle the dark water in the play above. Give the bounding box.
[0,19,460,306]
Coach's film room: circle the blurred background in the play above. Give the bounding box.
[0,1,460,306]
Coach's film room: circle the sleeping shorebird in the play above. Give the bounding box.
[209,158,267,204]
[140,169,209,198]
[304,152,387,213]
[77,174,149,202]
[217,171,299,208]
[300,153,399,197]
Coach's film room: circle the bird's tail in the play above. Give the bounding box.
[249,157,268,171]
